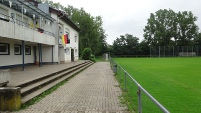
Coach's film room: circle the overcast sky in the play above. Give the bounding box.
[52,0,201,44]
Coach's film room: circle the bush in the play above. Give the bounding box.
[90,58,96,62]
[82,48,92,60]
[90,54,96,62]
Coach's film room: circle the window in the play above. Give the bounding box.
[11,13,15,19]
[25,46,31,55]
[0,43,9,55]
[14,44,21,55]
[75,49,77,54]
[75,35,77,42]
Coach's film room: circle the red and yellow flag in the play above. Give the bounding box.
[62,34,67,45]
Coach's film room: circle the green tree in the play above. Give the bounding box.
[194,33,201,46]
[144,9,199,46]
[112,34,139,55]
[139,40,150,56]
[82,48,92,60]
[176,11,199,46]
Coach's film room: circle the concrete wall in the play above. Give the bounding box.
[35,45,59,63]
[0,4,56,45]
[0,20,55,45]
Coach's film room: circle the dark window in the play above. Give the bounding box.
[25,46,31,55]
[14,44,21,55]
[0,43,9,55]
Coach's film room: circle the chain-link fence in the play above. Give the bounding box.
[150,46,201,57]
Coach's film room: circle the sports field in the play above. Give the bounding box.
[113,57,201,113]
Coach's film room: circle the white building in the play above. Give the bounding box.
[0,0,80,69]
[49,7,80,63]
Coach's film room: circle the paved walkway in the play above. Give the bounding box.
[12,62,128,113]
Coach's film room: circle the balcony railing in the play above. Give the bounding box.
[0,12,55,37]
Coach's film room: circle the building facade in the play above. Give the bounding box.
[0,0,80,69]
[49,7,80,63]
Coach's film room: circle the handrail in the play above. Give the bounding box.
[109,57,170,113]
[0,12,55,37]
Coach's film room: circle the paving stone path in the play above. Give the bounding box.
[11,62,128,113]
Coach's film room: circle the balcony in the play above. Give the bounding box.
[0,13,56,45]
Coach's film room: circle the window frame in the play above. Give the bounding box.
[75,35,77,42]
[25,45,31,55]
[0,43,10,55]
[14,44,21,55]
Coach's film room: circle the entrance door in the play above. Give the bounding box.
[71,49,74,62]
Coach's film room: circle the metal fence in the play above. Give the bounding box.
[150,46,201,57]
[109,58,170,113]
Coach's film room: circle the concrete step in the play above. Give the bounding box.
[20,62,91,97]
[20,61,94,104]
[17,61,91,89]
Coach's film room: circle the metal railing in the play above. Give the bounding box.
[109,57,170,113]
[0,12,55,37]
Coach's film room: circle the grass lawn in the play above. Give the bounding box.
[113,57,201,113]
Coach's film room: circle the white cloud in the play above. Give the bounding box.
[52,0,201,44]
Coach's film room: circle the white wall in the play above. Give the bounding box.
[0,40,34,67]
[58,19,79,62]
[34,45,59,63]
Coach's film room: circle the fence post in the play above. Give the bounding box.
[124,72,127,91]
[159,46,160,57]
[118,65,120,74]
[113,64,117,74]
[137,87,142,113]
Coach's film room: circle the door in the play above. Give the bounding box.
[71,49,74,62]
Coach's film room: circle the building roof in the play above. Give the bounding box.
[50,8,81,32]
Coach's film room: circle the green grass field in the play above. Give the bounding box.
[113,57,201,113]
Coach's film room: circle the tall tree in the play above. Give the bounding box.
[139,40,150,56]
[112,34,139,55]
[194,33,201,46]
[176,11,198,46]
[144,9,199,46]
